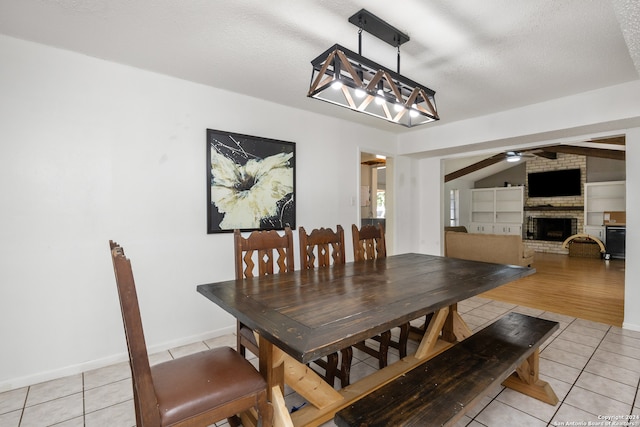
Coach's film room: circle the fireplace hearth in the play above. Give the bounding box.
[527,217,577,241]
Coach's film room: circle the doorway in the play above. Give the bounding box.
[360,151,393,249]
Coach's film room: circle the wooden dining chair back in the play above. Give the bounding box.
[298,225,352,387]
[352,223,387,261]
[350,224,409,368]
[234,227,294,278]
[234,227,294,357]
[299,225,346,269]
[109,240,271,427]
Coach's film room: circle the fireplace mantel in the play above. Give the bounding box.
[524,205,584,211]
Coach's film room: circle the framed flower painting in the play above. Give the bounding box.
[206,129,296,233]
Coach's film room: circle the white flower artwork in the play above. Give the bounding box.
[207,130,295,233]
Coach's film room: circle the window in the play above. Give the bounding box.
[376,189,385,218]
[449,189,459,226]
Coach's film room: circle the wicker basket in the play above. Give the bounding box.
[568,239,601,258]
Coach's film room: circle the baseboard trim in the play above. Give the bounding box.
[0,326,235,393]
[621,321,640,332]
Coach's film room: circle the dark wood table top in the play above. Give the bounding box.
[197,253,535,364]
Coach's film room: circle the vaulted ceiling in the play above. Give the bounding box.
[0,1,638,133]
[444,136,626,183]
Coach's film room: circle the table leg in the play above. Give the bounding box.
[258,336,292,427]
[502,349,559,405]
[280,353,343,409]
[270,386,294,427]
[442,303,473,342]
[414,307,450,359]
[259,336,284,398]
[414,304,474,360]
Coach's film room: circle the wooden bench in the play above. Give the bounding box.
[335,312,559,427]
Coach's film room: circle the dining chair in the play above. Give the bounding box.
[352,223,387,261]
[351,223,410,368]
[109,241,272,427]
[234,227,294,358]
[299,225,353,387]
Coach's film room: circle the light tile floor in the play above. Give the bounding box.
[2,296,639,427]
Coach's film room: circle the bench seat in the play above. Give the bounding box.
[335,312,559,427]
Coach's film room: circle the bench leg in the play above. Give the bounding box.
[502,349,559,405]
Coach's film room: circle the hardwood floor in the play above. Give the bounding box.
[480,251,625,326]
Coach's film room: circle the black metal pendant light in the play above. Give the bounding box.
[307,9,439,127]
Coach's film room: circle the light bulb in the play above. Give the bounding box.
[410,104,419,117]
[355,88,366,98]
[394,101,405,112]
[331,79,343,90]
[375,89,385,105]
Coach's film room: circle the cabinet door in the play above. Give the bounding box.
[495,224,522,236]
[470,223,494,234]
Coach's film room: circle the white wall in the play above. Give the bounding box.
[417,158,443,255]
[392,155,420,255]
[397,81,640,331]
[0,35,396,390]
[623,127,640,330]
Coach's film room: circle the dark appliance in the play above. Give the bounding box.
[605,226,626,259]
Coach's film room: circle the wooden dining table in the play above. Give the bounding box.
[197,253,537,427]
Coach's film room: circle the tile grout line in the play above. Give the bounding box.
[542,315,581,427]
[545,320,614,425]
[18,384,29,427]
[82,372,86,427]
[631,373,640,416]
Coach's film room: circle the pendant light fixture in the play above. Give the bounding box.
[307,9,439,127]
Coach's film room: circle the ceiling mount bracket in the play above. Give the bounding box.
[348,9,410,47]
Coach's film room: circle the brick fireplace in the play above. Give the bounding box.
[523,154,586,254]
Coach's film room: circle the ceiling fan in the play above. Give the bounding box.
[504,151,536,162]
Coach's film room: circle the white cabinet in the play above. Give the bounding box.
[470,187,524,236]
[584,181,625,244]
[584,226,605,241]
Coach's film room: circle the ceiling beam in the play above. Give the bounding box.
[542,145,625,161]
[444,154,505,182]
[588,135,625,145]
[534,151,557,160]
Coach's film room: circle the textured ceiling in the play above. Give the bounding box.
[0,0,638,133]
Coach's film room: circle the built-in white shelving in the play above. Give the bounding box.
[584,181,625,243]
[470,187,524,235]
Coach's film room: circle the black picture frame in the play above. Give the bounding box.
[206,129,296,233]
